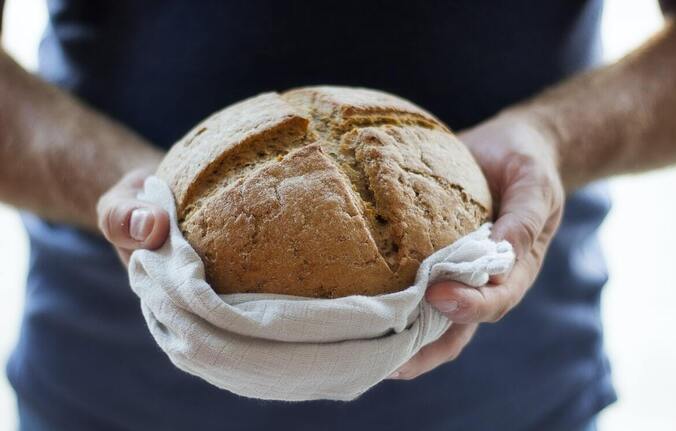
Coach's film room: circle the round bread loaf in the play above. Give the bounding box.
[157,86,492,298]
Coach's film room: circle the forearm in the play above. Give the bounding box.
[504,18,676,191]
[0,50,163,229]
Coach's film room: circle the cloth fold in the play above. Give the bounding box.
[128,176,515,401]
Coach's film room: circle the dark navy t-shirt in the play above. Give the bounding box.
[8,1,616,430]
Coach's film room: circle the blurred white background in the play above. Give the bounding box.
[1,1,675,430]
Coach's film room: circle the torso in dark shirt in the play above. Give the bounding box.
[8,1,615,430]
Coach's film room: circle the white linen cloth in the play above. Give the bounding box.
[128,176,515,401]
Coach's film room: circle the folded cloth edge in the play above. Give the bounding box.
[128,176,515,401]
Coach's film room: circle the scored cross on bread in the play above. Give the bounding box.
[157,86,492,298]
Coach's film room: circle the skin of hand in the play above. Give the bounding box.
[97,168,170,265]
[388,112,564,380]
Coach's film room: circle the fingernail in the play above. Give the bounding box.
[435,301,459,313]
[387,371,401,379]
[130,208,154,241]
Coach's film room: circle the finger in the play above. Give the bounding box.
[425,251,536,323]
[387,324,478,380]
[487,175,553,285]
[491,176,552,261]
[98,198,169,251]
[491,199,562,284]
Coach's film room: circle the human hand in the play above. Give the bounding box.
[389,112,565,380]
[97,168,170,265]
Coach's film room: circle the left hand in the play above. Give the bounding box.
[97,168,170,266]
[388,111,565,380]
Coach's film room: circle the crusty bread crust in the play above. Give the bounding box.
[157,86,491,297]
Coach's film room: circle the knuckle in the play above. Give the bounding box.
[487,298,513,323]
[509,295,523,312]
[548,178,565,212]
[538,173,565,217]
[453,298,479,321]
[488,307,507,323]
[527,173,555,205]
[488,287,525,323]
[530,243,547,263]
[394,364,420,381]
[503,152,537,182]
[398,369,421,380]
[507,155,562,209]
[496,304,510,321]
[551,190,565,222]
[512,216,539,254]
[455,294,496,323]
[441,328,474,362]
[529,168,551,188]
[550,199,564,221]
[446,346,462,362]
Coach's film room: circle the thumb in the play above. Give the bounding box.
[98,198,169,251]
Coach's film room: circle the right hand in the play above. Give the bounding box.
[97,169,170,265]
[390,111,564,380]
